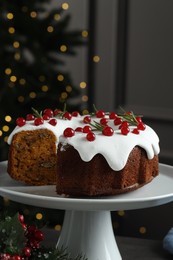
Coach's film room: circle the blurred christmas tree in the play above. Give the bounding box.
[0,0,86,161]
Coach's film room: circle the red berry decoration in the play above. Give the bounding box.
[75,127,83,132]
[72,111,80,117]
[136,116,142,123]
[63,127,75,137]
[48,118,57,126]
[54,108,62,116]
[114,117,122,126]
[125,111,132,115]
[22,223,27,230]
[109,112,118,119]
[119,121,129,129]
[83,116,91,123]
[23,247,31,257]
[137,122,146,131]
[100,118,108,126]
[26,114,35,121]
[18,214,24,224]
[16,117,26,127]
[121,126,130,135]
[63,112,72,120]
[132,128,140,135]
[34,230,44,242]
[86,132,96,141]
[11,256,22,260]
[27,224,37,234]
[102,126,114,136]
[43,108,54,118]
[83,125,92,133]
[96,110,105,118]
[34,117,44,126]
[43,114,50,120]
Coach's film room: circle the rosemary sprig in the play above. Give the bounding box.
[31,107,43,118]
[92,105,143,126]
[54,103,67,119]
[89,120,104,131]
[118,107,142,126]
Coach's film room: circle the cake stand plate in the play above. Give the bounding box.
[0,161,173,260]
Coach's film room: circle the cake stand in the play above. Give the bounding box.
[0,161,173,260]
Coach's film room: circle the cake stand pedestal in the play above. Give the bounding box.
[0,162,173,260]
[57,210,121,259]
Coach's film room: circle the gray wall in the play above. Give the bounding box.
[92,0,173,165]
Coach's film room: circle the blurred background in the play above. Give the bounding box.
[0,0,173,243]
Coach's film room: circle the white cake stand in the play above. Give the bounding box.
[0,161,173,260]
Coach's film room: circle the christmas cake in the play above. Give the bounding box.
[7,108,83,185]
[56,110,160,196]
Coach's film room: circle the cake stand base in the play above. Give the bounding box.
[56,210,121,260]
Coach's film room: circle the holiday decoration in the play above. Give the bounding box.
[0,212,87,260]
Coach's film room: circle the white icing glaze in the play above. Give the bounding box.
[59,124,160,171]
[7,116,84,144]
[7,114,160,172]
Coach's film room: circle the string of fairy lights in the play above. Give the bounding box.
[0,2,101,147]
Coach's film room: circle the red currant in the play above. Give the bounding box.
[18,214,24,223]
[96,110,105,118]
[75,127,83,132]
[34,230,44,241]
[11,256,22,260]
[16,117,26,127]
[114,118,122,126]
[109,112,118,119]
[125,111,132,115]
[43,108,54,118]
[121,126,130,135]
[86,132,96,141]
[132,128,139,135]
[22,223,27,230]
[136,116,142,123]
[27,224,37,234]
[102,126,114,136]
[34,118,44,126]
[119,121,129,129]
[63,112,72,120]
[54,109,62,116]
[63,127,75,137]
[100,118,108,126]
[83,125,92,133]
[83,116,91,123]
[48,118,57,126]
[43,114,50,120]
[26,114,35,121]
[137,122,146,131]
[23,247,31,257]
[72,111,80,117]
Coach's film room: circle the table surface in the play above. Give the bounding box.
[42,227,172,260]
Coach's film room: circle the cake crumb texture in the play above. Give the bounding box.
[8,129,57,185]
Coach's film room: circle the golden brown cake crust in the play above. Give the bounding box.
[8,129,57,185]
[56,145,159,196]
